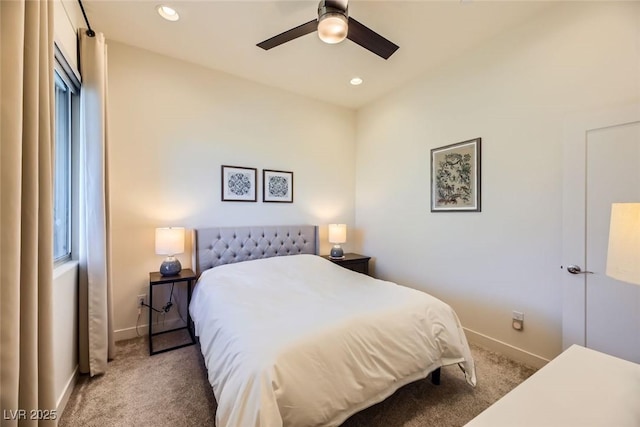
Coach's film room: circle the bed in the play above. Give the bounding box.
[189,225,476,427]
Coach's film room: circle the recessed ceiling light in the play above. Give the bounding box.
[350,77,363,86]
[157,5,179,21]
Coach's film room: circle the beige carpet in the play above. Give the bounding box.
[59,337,536,427]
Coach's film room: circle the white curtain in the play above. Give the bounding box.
[78,30,115,376]
[0,0,57,424]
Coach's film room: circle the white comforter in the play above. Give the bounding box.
[190,254,476,427]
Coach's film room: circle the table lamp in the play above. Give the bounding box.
[606,203,640,287]
[328,224,346,259]
[156,227,185,276]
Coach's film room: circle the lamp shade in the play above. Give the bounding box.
[328,224,347,244]
[155,227,185,256]
[606,203,640,286]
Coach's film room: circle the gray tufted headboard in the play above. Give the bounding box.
[192,225,318,275]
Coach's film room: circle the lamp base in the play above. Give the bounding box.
[329,245,344,259]
[160,256,182,276]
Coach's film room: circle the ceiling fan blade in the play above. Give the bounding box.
[257,19,318,51]
[346,17,399,60]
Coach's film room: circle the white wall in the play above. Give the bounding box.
[355,2,640,366]
[62,0,639,372]
[53,0,82,77]
[107,42,357,339]
[52,262,78,409]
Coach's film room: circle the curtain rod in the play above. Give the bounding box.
[78,0,95,37]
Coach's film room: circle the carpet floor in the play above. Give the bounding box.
[59,337,536,427]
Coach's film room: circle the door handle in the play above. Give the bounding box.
[567,265,594,275]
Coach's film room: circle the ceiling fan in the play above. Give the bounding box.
[257,0,399,60]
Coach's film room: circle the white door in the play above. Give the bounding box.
[562,105,640,363]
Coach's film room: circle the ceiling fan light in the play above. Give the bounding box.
[318,13,348,44]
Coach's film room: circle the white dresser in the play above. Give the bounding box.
[465,345,640,427]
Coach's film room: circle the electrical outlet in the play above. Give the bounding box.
[512,311,524,331]
[137,294,147,308]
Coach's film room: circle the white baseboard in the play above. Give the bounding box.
[463,327,550,369]
[114,317,186,342]
[56,366,78,416]
[114,324,146,341]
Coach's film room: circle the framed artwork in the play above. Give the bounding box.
[431,138,481,212]
[263,169,293,203]
[221,165,257,202]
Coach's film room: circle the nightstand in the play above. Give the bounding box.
[148,268,197,355]
[322,253,371,276]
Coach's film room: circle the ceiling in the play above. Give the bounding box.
[83,1,554,109]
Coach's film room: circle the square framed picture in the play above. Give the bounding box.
[431,138,481,212]
[221,165,257,202]
[263,169,293,203]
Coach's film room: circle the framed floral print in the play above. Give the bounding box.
[263,169,293,203]
[221,165,257,202]
[431,138,481,212]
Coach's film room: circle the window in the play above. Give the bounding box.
[53,46,80,263]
